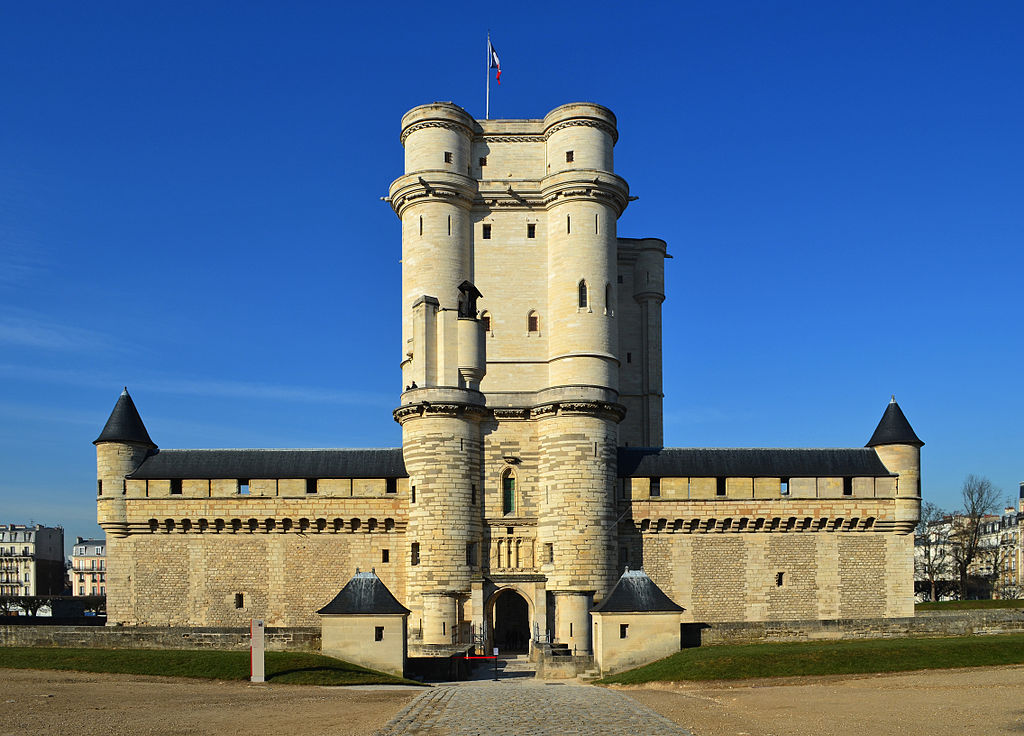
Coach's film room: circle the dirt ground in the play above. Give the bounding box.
[1,665,1023,736]
[623,665,1024,736]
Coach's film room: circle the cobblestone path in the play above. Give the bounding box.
[373,681,693,736]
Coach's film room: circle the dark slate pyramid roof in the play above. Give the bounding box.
[866,398,924,448]
[94,388,156,448]
[591,569,684,613]
[317,570,410,615]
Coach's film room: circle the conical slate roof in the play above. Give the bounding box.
[94,388,156,447]
[591,568,684,613]
[317,570,410,616]
[866,397,923,448]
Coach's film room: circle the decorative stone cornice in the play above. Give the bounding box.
[493,408,530,421]
[543,118,618,144]
[529,400,626,422]
[400,119,473,146]
[479,134,543,144]
[393,401,489,424]
[388,172,478,218]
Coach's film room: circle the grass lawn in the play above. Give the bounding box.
[916,599,1024,611]
[0,647,424,686]
[598,633,1024,685]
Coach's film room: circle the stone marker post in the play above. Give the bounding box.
[251,619,265,683]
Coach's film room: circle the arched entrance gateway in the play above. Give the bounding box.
[489,588,531,653]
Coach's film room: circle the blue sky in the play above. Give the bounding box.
[2,1,1022,550]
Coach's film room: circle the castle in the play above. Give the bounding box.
[96,102,922,659]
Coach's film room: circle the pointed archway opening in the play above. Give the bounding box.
[492,588,530,654]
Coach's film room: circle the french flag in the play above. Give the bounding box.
[489,39,501,84]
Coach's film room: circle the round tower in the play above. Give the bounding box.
[535,103,630,653]
[94,387,157,538]
[866,396,924,532]
[390,103,486,648]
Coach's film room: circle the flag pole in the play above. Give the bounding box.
[485,32,491,120]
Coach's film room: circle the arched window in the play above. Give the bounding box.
[480,310,491,332]
[577,280,588,309]
[527,310,539,333]
[501,469,516,516]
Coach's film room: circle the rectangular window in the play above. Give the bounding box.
[617,274,623,283]
[170,479,182,495]
[502,475,515,515]
[650,478,661,498]
[626,352,632,364]
[619,623,629,639]
[482,223,491,239]
[471,484,477,505]
[780,478,790,496]
[306,478,317,494]
[545,542,554,564]
[411,485,416,503]
[566,150,574,163]
[78,586,84,596]
[411,542,420,566]
[479,156,487,168]
[716,477,727,497]
[466,542,477,566]
[238,480,250,495]
[97,479,102,496]
[527,223,536,238]
[382,549,389,563]
[566,215,571,234]
[528,314,539,332]
[843,477,853,496]
[444,151,452,163]
[386,478,397,494]
[234,593,244,609]
[375,626,384,642]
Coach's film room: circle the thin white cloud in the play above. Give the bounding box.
[0,312,112,351]
[0,363,392,408]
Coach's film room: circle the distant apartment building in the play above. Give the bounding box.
[974,490,1022,600]
[0,524,65,596]
[71,537,106,597]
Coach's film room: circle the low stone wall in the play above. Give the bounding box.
[693,608,1024,647]
[0,625,319,652]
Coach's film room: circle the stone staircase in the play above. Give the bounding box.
[498,653,536,678]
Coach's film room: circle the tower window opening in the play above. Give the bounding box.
[595,214,599,233]
[619,623,629,639]
[471,484,477,504]
[502,471,516,516]
[170,479,182,495]
[650,478,661,498]
[381,549,389,563]
[234,593,244,609]
[447,215,451,235]
[375,626,384,642]
[419,216,422,236]
[605,283,613,315]
[626,352,632,364]
[482,223,491,239]
[776,572,785,587]
[617,274,623,283]
[481,311,491,332]
[527,223,536,238]
[444,151,452,164]
[411,485,416,503]
[386,478,397,494]
[716,477,726,497]
[545,542,553,564]
[466,542,477,566]
[306,478,317,494]
[238,480,250,496]
[780,478,790,496]
[843,477,853,496]
[411,542,420,566]
[565,150,574,163]
[528,311,539,333]
[97,480,102,496]
[578,280,588,309]
[479,156,487,168]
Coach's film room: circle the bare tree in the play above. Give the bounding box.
[949,474,1002,599]
[915,501,952,602]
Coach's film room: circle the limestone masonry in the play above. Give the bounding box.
[96,102,922,660]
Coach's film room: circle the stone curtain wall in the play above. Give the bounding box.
[107,533,406,627]
[0,625,319,651]
[644,532,912,623]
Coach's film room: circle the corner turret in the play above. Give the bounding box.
[867,396,922,539]
[95,388,156,537]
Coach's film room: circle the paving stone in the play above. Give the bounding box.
[374,680,693,736]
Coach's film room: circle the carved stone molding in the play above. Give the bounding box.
[479,134,544,144]
[493,408,530,421]
[543,118,619,144]
[401,119,472,145]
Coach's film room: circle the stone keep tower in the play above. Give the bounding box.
[389,102,644,653]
